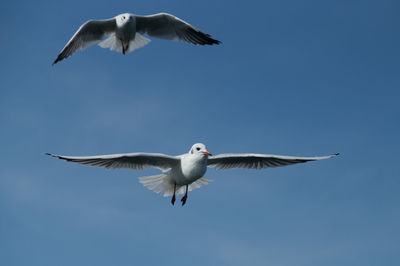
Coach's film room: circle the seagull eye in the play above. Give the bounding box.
[196,147,200,151]
[123,16,125,19]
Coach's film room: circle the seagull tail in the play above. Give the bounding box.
[98,33,150,54]
[139,174,173,197]
[139,174,213,197]
[127,33,151,53]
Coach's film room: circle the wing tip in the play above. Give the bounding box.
[202,31,221,45]
[45,152,58,158]
[211,40,221,45]
[205,36,221,45]
[52,55,62,65]
[203,36,221,45]
[319,153,339,160]
[46,153,66,161]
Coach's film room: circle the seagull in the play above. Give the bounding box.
[46,143,339,206]
[53,12,220,65]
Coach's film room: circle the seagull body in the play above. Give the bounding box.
[53,12,220,64]
[47,143,338,205]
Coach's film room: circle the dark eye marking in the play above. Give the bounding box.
[196,147,201,151]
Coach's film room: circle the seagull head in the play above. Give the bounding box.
[189,143,212,156]
[116,13,133,26]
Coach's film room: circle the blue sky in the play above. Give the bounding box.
[1,0,399,265]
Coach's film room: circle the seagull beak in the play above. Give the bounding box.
[203,151,212,156]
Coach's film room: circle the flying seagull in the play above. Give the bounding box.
[46,143,338,205]
[53,12,220,65]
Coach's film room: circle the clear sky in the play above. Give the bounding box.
[1,0,399,265]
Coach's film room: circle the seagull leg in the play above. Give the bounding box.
[181,185,188,206]
[121,40,126,54]
[171,183,176,205]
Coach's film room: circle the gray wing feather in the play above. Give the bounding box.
[46,152,179,171]
[207,153,339,170]
[53,18,116,65]
[135,13,220,45]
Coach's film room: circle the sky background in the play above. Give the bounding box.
[1,0,399,265]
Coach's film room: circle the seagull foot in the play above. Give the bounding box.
[171,194,176,205]
[181,195,187,206]
[120,39,126,54]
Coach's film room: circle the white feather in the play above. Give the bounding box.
[98,34,121,52]
[139,174,213,197]
[127,33,151,53]
[98,33,150,53]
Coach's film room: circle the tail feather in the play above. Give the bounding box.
[127,33,151,53]
[139,174,171,196]
[188,177,213,191]
[98,34,121,52]
[139,175,213,197]
[98,33,151,54]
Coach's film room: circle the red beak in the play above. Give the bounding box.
[203,151,212,156]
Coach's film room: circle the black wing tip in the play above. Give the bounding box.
[204,35,221,45]
[202,35,221,45]
[52,56,62,65]
[333,153,340,156]
[46,153,63,160]
[194,38,220,46]
[210,38,221,45]
[53,50,69,65]
[188,28,221,45]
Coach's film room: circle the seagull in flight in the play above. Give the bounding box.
[46,143,338,206]
[53,12,220,65]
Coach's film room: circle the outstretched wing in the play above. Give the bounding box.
[46,152,179,171]
[136,13,220,45]
[207,153,339,170]
[53,18,116,65]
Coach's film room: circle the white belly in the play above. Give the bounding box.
[169,156,208,185]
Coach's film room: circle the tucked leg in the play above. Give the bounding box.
[171,183,176,205]
[181,185,188,206]
[121,40,126,54]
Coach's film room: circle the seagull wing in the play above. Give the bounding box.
[53,18,116,65]
[135,13,220,45]
[207,153,339,170]
[46,152,179,171]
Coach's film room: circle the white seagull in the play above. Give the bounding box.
[46,143,338,205]
[53,12,220,65]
